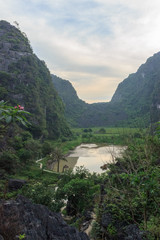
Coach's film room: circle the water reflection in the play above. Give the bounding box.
[52,144,126,173]
[52,157,79,173]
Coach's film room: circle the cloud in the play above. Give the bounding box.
[0,0,160,102]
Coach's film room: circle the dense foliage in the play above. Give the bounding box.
[0,101,41,174]
[52,74,127,128]
[1,120,160,239]
[0,20,71,139]
[1,20,160,240]
[91,135,160,239]
[52,74,87,127]
[111,52,160,126]
[21,167,100,216]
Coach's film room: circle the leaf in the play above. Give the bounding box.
[16,116,23,121]
[3,109,10,113]
[21,120,27,126]
[6,116,12,124]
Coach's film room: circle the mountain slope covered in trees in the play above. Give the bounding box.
[111,52,160,125]
[53,52,160,127]
[0,20,71,139]
[52,74,87,126]
[52,75,127,127]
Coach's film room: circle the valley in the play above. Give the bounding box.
[0,20,160,240]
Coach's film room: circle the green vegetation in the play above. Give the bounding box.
[0,20,32,53]
[72,127,144,145]
[52,53,160,129]
[18,233,26,240]
[0,100,30,126]
[0,21,71,140]
[0,102,159,239]
[52,74,87,127]
[19,167,100,215]
[0,101,40,175]
[91,134,160,239]
[0,20,160,239]
[48,147,67,172]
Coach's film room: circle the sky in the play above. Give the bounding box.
[1,0,160,103]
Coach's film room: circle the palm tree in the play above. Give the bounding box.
[50,147,67,172]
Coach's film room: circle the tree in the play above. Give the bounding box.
[48,147,67,172]
[63,178,99,215]
[98,128,106,134]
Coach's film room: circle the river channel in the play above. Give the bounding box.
[52,144,126,173]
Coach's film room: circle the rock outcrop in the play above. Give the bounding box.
[0,195,89,240]
[0,20,32,72]
[8,179,27,191]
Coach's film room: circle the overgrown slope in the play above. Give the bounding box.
[52,74,87,126]
[52,75,127,127]
[0,20,71,139]
[53,52,160,127]
[111,52,160,125]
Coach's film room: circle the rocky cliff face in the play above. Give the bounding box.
[0,195,89,240]
[0,20,32,72]
[0,20,71,139]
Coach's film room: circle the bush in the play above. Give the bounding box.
[90,221,102,239]
[21,183,64,212]
[0,150,19,174]
[18,148,32,164]
[98,128,106,134]
[42,141,53,156]
[63,178,99,215]
[100,136,160,238]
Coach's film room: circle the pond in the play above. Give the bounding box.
[52,144,126,173]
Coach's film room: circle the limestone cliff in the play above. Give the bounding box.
[0,20,71,139]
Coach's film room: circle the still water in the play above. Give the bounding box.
[52,144,126,173]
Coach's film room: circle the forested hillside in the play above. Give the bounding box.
[111,52,160,125]
[53,52,160,128]
[52,75,127,127]
[52,74,87,126]
[0,20,71,139]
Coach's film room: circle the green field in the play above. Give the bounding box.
[71,127,146,145]
[72,127,144,135]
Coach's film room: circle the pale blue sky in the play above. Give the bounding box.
[1,0,160,103]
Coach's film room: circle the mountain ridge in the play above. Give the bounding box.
[52,74,88,126]
[53,52,160,127]
[0,20,71,139]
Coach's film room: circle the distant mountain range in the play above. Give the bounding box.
[52,52,160,127]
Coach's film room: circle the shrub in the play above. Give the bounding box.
[0,150,19,174]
